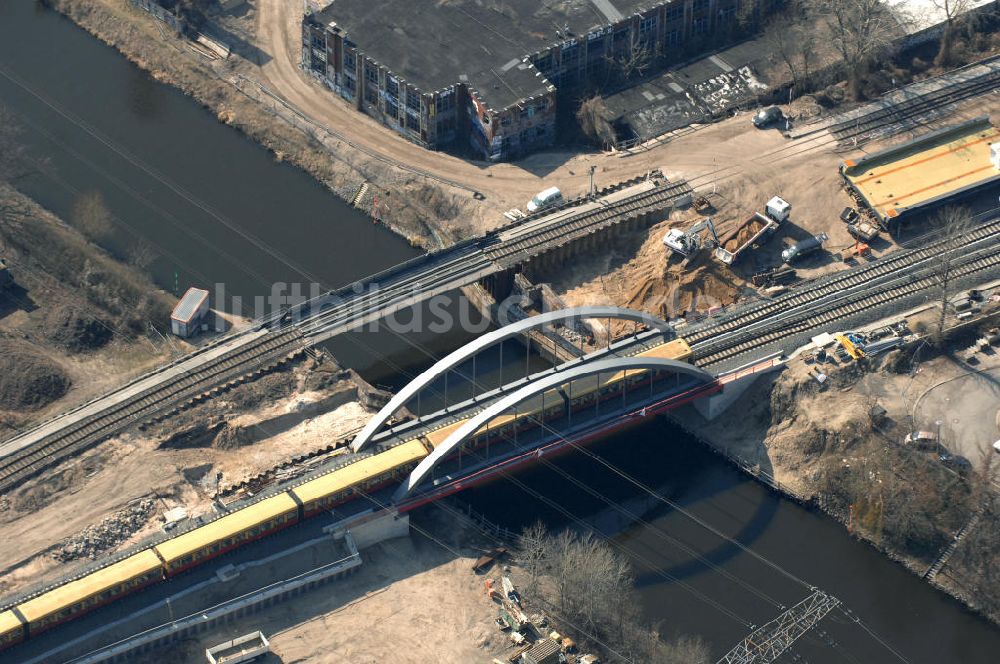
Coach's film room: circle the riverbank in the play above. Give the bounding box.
[49,0,473,249]
[0,185,178,436]
[670,307,1000,628]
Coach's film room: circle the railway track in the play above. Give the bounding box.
[787,56,1000,152]
[484,178,693,268]
[0,176,690,493]
[298,176,692,340]
[685,216,1000,348]
[693,242,1000,366]
[0,328,306,493]
[830,72,1000,149]
[296,243,494,339]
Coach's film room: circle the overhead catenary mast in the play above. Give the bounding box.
[717,589,841,664]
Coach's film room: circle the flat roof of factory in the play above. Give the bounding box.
[842,117,1000,222]
[312,0,659,110]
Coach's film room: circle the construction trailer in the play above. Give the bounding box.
[519,638,561,664]
[170,287,210,338]
[841,116,1000,226]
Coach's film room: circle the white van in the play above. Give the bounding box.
[527,187,563,213]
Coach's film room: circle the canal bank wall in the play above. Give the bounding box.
[48,0,467,251]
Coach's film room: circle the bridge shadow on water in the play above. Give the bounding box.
[456,412,784,589]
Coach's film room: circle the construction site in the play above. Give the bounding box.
[2,0,1000,662]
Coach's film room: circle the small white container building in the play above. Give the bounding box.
[171,287,210,338]
[206,631,270,664]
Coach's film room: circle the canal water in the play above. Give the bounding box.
[1,4,998,662]
[0,0,486,378]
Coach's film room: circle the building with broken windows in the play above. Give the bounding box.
[302,0,776,161]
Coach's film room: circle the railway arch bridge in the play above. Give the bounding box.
[344,306,740,506]
[351,306,680,454]
[391,355,716,503]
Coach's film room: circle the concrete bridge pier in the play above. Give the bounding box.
[694,354,785,421]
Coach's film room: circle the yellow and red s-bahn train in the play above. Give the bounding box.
[0,337,693,653]
[0,440,428,652]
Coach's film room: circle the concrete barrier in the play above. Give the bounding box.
[54,536,362,664]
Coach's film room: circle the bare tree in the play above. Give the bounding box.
[764,21,815,93]
[514,524,712,662]
[609,37,654,81]
[71,191,115,247]
[514,520,549,597]
[127,237,159,271]
[820,0,896,100]
[861,393,884,432]
[931,206,975,346]
[576,96,617,148]
[762,1,826,96]
[0,106,30,185]
[930,0,976,66]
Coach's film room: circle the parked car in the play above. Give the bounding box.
[752,106,784,128]
[903,431,939,450]
[781,233,828,263]
[526,186,563,213]
[939,453,972,475]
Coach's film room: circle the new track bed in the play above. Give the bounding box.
[0,328,305,493]
[686,216,1000,349]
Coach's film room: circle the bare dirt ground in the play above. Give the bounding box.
[532,92,998,321]
[148,517,509,664]
[54,0,999,255]
[248,0,999,242]
[0,356,374,599]
[266,539,503,664]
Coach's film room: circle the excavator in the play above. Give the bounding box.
[662,217,721,266]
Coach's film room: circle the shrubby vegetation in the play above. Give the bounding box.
[516,522,711,663]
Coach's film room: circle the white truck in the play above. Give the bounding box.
[714,197,789,265]
[526,186,563,213]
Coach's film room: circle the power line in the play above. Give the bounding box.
[353,317,913,663]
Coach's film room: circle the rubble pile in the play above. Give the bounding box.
[53,499,155,561]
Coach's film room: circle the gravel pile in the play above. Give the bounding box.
[54,499,155,562]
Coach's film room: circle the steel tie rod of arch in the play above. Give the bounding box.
[393,356,713,502]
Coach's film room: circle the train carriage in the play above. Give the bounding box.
[154,493,300,576]
[291,440,427,516]
[16,549,163,636]
[0,610,24,650]
[0,336,698,655]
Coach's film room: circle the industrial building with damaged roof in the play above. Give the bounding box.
[307,0,636,112]
[842,116,1000,224]
[303,0,777,160]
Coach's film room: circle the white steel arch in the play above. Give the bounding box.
[351,306,672,452]
[392,356,713,502]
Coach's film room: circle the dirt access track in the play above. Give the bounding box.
[252,0,781,236]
